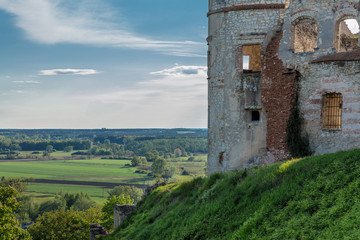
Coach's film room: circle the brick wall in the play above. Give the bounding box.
[262,31,297,159]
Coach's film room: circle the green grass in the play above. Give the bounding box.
[106,148,360,240]
[25,183,111,204]
[1,156,206,204]
[0,158,151,183]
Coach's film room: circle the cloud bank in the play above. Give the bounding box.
[80,65,208,127]
[39,69,99,76]
[0,0,206,57]
[12,80,40,84]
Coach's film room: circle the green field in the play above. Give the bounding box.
[0,155,207,203]
[0,159,150,183]
[26,183,111,203]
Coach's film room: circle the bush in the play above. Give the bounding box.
[182,170,190,175]
[108,186,143,203]
[28,208,102,240]
[0,186,31,239]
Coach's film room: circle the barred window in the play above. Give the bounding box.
[322,93,342,130]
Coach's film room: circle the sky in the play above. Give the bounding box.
[0,0,208,129]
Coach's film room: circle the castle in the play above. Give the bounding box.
[207,0,360,174]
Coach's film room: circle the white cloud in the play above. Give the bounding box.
[150,65,207,77]
[15,90,24,94]
[345,19,360,34]
[39,69,99,76]
[12,80,40,84]
[77,65,208,127]
[0,0,206,57]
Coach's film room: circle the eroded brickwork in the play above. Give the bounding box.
[262,31,297,160]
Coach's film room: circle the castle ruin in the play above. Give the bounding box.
[207,0,360,174]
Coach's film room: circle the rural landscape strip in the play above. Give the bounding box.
[33,179,148,189]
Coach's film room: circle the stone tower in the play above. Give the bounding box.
[207,0,360,174]
[207,0,288,174]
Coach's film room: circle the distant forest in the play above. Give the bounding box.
[0,129,207,158]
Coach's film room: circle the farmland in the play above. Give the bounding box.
[0,129,207,204]
[0,153,207,203]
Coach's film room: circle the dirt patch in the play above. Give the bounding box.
[33,179,148,189]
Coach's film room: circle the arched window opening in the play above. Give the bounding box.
[335,18,359,52]
[292,18,318,53]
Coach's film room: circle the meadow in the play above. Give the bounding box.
[0,152,207,203]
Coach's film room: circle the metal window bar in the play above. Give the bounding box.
[323,93,342,130]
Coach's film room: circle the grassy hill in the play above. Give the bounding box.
[105,148,360,239]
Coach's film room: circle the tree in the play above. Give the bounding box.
[10,143,22,151]
[0,177,28,192]
[107,186,143,203]
[27,208,102,240]
[101,194,134,230]
[38,197,66,216]
[174,148,182,157]
[45,145,54,153]
[1,138,12,148]
[0,186,31,240]
[145,150,159,162]
[64,146,73,152]
[151,157,167,175]
[16,195,40,223]
[131,156,142,167]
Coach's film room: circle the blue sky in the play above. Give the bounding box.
[0,0,208,129]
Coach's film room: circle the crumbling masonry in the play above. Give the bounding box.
[207,0,360,174]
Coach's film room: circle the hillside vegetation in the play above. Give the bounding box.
[106,148,360,239]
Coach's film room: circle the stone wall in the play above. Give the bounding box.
[300,61,360,155]
[114,204,136,229]
[208,0,360,174]
[207,1,285,174]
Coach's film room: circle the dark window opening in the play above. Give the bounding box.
[251,111,260,121]
[242,45,261,72]
[322,93,342,130]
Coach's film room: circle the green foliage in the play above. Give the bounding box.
[286,88,312,158]
[27,208,102,240]
[0,187,31,240]
[131,156,142,167]
[45,145,54,153]
[107,186,143,203]
[106,149,360,240]
[61,192,96,210]
[16,195,40,223]
[0,177,28,192]
[151,158,167,175]
[64,146,73,152]
[102,194,134,230]
[38,197,66,216]
[174,148,182,157]
[145,151,159,162]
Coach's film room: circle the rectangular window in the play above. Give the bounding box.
[242,45,261,72]
[322,93,342,130]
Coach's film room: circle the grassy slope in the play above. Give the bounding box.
[106,149,360,240]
